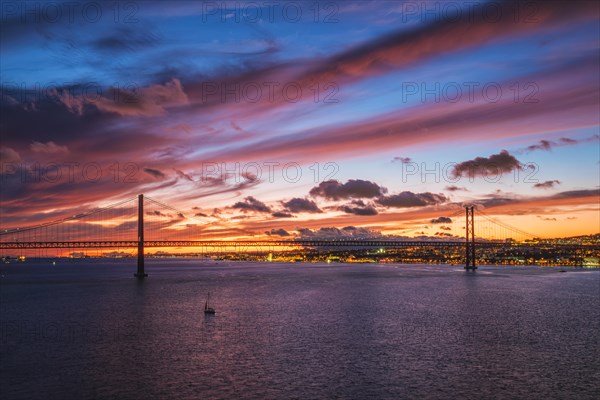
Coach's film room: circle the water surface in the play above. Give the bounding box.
[1,260,599,399]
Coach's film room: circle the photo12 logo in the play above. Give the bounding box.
[1,81,144,105]
[199,81,339,104]
[1,79,340,106]
[200,1,340,23]
[0,161,341,185]
[399,161,539,184]
[1,162,140,184]
[399,81,539,104]
[200,161,339,184]
[397,1,541,24]
[1,1,141,24]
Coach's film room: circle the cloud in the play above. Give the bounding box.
[524,135,598,152]
[309,179,387,200]
[338,202,379,216]
[241,170,258,182]
[451,150,523,179]
[533,180,561,189]
[377,191,447,208]
[0,147,21,163]
[266,228,290,237]
[439,226,452,231]
[537,216,557,221]
[473,188,599,210]
[392,157,411,163]
[143,167,166,179]
[434,232,454,237]
[559,137,578,144]
[282,198,322,213]
[30,141,69,154]
[431,217,452,223]
[174,169,194,182]
[204,55,599,164]
[551,189,600,199]
[296,1,598,91]
[56,79,189,117]
[147,210,168,217]
[91,27,161,53]
[445,185,468,192]
[526,140,554,152]
[271,211,294,218]
[232,196,271,213]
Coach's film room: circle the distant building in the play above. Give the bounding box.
[583,257,599,267]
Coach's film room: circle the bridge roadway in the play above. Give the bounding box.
[0,240,594,250]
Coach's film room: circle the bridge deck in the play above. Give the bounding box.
[0,240,594,249]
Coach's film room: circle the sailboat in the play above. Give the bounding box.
[204,292,216,315]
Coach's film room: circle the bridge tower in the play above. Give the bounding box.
[465,206,476,271]
[135,194,148,278]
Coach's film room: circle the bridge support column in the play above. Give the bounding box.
[465,206,477,271]
[135,194,148,278]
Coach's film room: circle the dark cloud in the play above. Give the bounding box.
[524,135,598,152]
[526,140,554,152]
[309,179,387,200]
[377,192,447,208]
[194,212,208,217]
[143,167,166,179]
[174,169,194,182]
[533,180,561,189]
[232,196,271,213]
[551,189,599,199]
[147,210,168,217]
[91,27,161,53]
[282,198,322,213]
[431,217,452,224]
[392,157,411,163]
[474,188,599,209]
[559,138,578,144]
[271,211,294,218]
[266,228,290,237]
[451,150,523,179]
[439,226,452,231]
[241,170,258,182]
[445,185,468,192]
[338,201,379,216]
[435,232,454,237]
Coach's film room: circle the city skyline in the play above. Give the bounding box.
[1,0,599,240]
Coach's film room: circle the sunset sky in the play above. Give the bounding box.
[1,0,599,240]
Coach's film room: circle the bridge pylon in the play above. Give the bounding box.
[465,206,476,271]
[134,194,148,278]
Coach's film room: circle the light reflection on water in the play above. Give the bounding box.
[1,260,599,399]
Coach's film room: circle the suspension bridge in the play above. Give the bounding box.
[1,194,596,276]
